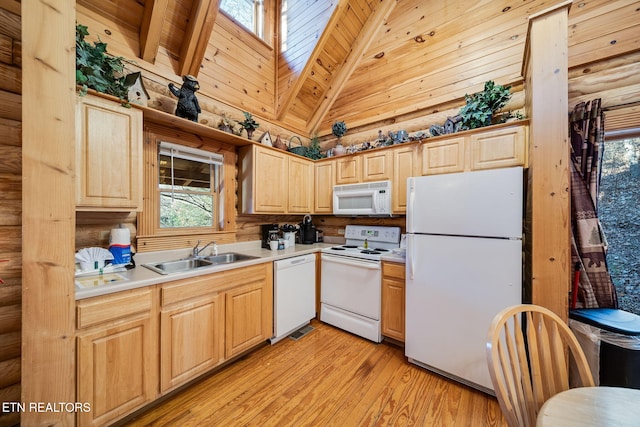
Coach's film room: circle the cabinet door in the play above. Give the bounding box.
[421,137,466,175]
[469,125,527,170]
[392,146,417,213]
[253,146,288,212]
[314,160,335,213]
[381,262,405,342]
[362,150,391,182]
[225,278,272,358]
[288,156,314,213]
[335,156,361,184]
[75,94,143,210]
[160,293,224,392]
[77,316,156,426]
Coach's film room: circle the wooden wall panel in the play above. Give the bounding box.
[0,4,20,426]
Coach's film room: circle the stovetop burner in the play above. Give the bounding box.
[330,247,346,251]
[360,250,381,255]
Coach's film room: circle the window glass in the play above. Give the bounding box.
[220,0,264,39]
[158,143,222,229]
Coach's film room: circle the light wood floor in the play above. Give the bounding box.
[121,321,506,426]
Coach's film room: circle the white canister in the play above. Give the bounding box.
[283,231,296,249]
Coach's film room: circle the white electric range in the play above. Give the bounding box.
[320,225,401,342]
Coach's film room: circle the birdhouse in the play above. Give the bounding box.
[258,131,272,146]
[124,72,150,106]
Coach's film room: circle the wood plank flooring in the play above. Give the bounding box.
[120,321,506,426]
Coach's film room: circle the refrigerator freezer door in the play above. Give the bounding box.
[405,234,522,392]
[407,167,523,238]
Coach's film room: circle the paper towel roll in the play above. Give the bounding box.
[110,228,131,246]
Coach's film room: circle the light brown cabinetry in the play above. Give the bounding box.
[288,155,315,213]
[335,155,361,184]
[381,261,405,342]
[468,125,527,170]
[75,94,143,211]
[362,150,392,182]
[421,123,528,176]
[314,159,335,213]
[392,145,417,213]
[239,144,314,213]
[76,288,157,427]
[159,276,224,393]
[224,263,273,358]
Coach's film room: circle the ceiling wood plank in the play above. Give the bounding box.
[140,0,169,63]
[276,0,348,121]
[307,0,399,134]
[178,0,220,77]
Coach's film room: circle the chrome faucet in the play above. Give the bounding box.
[192,240,217,257]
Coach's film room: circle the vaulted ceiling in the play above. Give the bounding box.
[76,0,640,137]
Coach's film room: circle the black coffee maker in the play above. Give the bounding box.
[261,224,279,248]
[298,215,316,244]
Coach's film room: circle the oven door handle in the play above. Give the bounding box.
[321,254,381,270]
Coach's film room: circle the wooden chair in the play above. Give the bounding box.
[486,304,595,427]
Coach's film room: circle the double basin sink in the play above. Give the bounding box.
[143,252,258,275]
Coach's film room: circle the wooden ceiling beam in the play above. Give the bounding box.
[307,0,398,135]
[140,0,169,63]
[276,0,348,121]
[178,0,220,78]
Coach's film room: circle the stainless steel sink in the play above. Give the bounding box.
[203,252,258,264]
[143,252,258,275]
[143,258,213,275]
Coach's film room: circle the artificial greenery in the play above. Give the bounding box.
[239,111,259,130]
[304,134,326,160]
[459,80,512,129]
[76,24,128,100]
[331,121,348,138]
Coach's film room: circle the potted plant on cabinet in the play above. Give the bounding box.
[458,80,512,130]
[331,120,347,156]
[239,111,260,140]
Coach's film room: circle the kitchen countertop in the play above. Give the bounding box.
[381,252,406,264]
[75,241,333,300]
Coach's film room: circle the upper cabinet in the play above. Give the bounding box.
[421,122,528,176]
[361,150,392,182]
[335,155,361,184]
[314,160,335,214]
[75,94,143,211]
[238,144,314,214]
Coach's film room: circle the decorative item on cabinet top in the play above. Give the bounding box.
[332,120,348,156]
[168,75,201,123]
[239,111,260,140]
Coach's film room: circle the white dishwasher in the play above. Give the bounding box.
[271,254,316,344]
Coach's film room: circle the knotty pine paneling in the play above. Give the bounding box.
[0,3,20,411]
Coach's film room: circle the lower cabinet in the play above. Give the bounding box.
[76,262,273,426]
[160,277,225,393]
[381,261,406,342]
[76,288,157,427]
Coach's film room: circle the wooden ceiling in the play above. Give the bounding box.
[76,0,640,137]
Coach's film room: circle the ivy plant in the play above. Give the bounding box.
[76,24,129,100]
[459,80,512,129]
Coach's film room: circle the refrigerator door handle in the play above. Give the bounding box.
[406,178,415,233]
[407,233,415,280]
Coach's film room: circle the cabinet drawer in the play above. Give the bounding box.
[383,261,405,279]
[161,275,220,307]
[77,288,153,329]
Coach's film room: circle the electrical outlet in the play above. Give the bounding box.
[338,227,345,235]
[99,230,110,241]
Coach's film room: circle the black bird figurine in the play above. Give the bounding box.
[168,75,201,122]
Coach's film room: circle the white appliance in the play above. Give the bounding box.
[333,180,392,216]
[405,167,524,394]
[271,254,316,344]
[320,225,401,342]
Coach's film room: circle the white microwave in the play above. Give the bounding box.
[333,180,392,216]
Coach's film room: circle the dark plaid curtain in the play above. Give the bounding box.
[569,99,617,308]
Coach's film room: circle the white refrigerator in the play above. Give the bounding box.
[405,167,523,394]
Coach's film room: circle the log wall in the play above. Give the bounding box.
[0,3,21,426]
